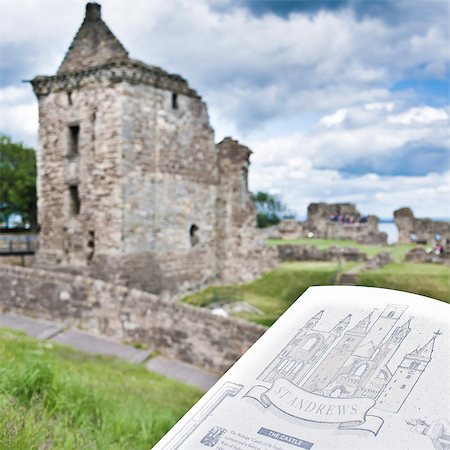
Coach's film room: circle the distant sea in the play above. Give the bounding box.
[378,222,398,244]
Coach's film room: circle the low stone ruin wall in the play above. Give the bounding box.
[277,245,368,262]
[405,248,450,265]
[0,265,266,373]
[394,208,450,246]
[276,202,387,244]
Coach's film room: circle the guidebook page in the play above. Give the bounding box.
[154,286,449,450]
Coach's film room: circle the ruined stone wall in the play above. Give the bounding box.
[216,138,277,283]
[394,208,450,246]
[278,202,387,244]
[405,247,450,264]
[277,244,368,262]
[104,81,220,295]
[0,265,266,373]
[277,220,303,240]
[33,70,223,296]
[35,80,124,273]
[32,3,274,298]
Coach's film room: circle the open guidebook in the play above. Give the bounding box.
[154,286,449,450]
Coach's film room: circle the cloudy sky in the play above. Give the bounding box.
[1,0,449,219]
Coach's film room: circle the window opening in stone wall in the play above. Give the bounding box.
[87,230,95,261]
[172,92,178,109]
[69,185,81,216]
[67,91,73,106]
[190,224,199,246]
[68,125,80,157]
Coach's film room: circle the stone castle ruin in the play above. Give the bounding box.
[278,202,387,245]
[394,208,450,247]
[31,3,273,297]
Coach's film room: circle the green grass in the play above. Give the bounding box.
[0,328,202,449]
[267,238,420,261]
[356,263,450,303]
[183,262,354,326]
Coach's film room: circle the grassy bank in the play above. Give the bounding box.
[356,263,450,303]
[0,329,201,449]
[183,261,353,326]
[267,238,419,261]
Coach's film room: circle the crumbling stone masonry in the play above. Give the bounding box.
[0,265,265,373]
[277,244,368,263]
[394,208,450,247]
[277,203,387,245]
[31,3,273,297]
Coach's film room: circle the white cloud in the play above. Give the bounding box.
[388,107,449,125]
[3,0,447,128]
[247,102,450,218]
[0,86,37,146]
[249,162,450,219]
[249,103,449,174]
[0,0,448,218]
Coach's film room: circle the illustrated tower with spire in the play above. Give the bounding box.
[377,333,438,412]
[302,310,374,392]
[31,3,269,296]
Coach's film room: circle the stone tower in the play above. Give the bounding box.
[377,334,437,413]
[31,3,271,296]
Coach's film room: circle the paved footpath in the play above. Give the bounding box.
[0,311,219,391]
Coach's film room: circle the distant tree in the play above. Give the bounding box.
[0,135,37,229]
[252,191,295,228]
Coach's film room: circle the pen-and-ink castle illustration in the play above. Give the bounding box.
[259,305,439,413]
[407,418,450,450]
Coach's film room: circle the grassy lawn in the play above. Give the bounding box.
[267,238,420,261]
[183,262,355,326]
[0,328,201,449]
[356,263,450,303]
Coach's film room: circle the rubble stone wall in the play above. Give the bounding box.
[277,203,387,244]
[277,245,368,262]
[216,138,278,283]
[32,7,275,298]
[35,81,125,273]
[0,265,266,373]
[394,208,450,246]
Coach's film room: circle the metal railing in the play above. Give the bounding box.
[0,235,38,255]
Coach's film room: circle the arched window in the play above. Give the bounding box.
[171,92,178,109]
[330,386,346,398]
[354,363,369,377]
[190,224,199,246]
[387,311,395,318]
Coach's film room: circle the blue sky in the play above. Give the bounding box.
[0,0,449,219]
